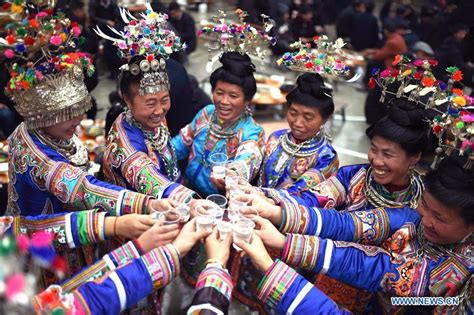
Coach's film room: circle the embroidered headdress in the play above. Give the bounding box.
[0,0,94,129]
[369,55,473,169]
[277,36,353,80]
[94,4,184,95]
[198,9,276,71]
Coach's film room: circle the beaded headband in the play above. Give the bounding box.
[94,4,184,95]
[277,36,353,80]
[0,1,94,129]
[369,55,473,169]
[198,9,276,71]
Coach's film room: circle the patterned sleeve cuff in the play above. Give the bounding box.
[279,199,310,234]
[68,210,107,247]
[260,187,283,204]
[195,266,233,301]
[256,259,298,309]
[140,244,181,290]
[281,234,333,273]
[116,190,151,215]
[169,185,196,204]
[104,240,143,270]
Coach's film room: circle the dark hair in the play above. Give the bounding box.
[425,156,474,226]
[298,4,312,15]
[383,19,397,33]
[286,73,334,120]
[168,2,180,11]
[366,99,430,156]
[209,52,257,101]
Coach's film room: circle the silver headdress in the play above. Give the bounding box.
[1,1,95,129]
[94,4,184,95]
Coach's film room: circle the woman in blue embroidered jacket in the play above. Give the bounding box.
[237,155,473,314]
[257,73,338,191]
[171,52,265,197]
[100,9,196,204]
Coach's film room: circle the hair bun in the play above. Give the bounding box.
[219,52,255,77]
[437,155,474,191]
[296,73,332,98]
[388,99,429,129]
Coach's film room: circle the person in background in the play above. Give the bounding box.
[412,41,435,60]
[395,18,419,52]
[168,2,197,56]
[435,24,473,86]
[348,0,379,52]
[363,19,407,70]
[289,4,324,43]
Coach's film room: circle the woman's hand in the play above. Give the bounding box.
[204,228,232,267]
[253,217,286,250]
[189,199,218,218]
[148,199,173,213]
[136,221,180,252]
[233,194,282,225]
[109,214,155,239]
[210,173,226,191]
[172,218,212,256]
[234,232,274,272]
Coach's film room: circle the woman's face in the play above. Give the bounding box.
[124,83,170,130]
[212,80,248,123]
[287,102,326,141]
[417,190,473,245]
[42,115,82,140]
[367,136,421,187]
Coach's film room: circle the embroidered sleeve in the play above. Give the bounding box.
[35,244,181,314]
[46,162,150,215]
[187,265,234,314]
[257,260,350,314]
[61,240,144,292]
[12,210,107,249]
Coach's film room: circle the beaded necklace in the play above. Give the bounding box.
[415,225,472,313]
[201,111,246,167]
[258,130,324,188]
[364,167,424,209]
[33,129,90,171]
[125,110,179,181]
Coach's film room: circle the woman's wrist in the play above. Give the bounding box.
[104,217,116,238]
[269,204,283,225]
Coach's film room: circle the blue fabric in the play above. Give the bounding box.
[76,258,153,314]
[276,273,351,314]
[261,128,337,190]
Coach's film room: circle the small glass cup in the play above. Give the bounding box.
[225,175,247,190]
[175,203,190,223]
[232,219,255,251]
[209,153,228,180]
[239,206,259,221]
[228,198,249,212]
[196,215,214,232]
[206,194,228,209]
[217,220,233,241]
[157,210,181,225]
[226,208,241,223]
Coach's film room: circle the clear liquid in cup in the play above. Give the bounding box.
[217,220,232,240]
[227,209,241,222]
[196,215,214,232]
[232,219,254,251]
[176,204,190,222]
[212,165,226,179]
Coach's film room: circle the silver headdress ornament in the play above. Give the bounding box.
[94,4,184,95]
[277,36,359,82]
[1,1,94,129]
[198,9,276,72]
[370,55,474,169]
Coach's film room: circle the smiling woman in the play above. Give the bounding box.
[171,52,265,197]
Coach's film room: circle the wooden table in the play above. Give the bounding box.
[251,74,290,118]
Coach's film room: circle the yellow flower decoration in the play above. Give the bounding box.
[453,96,466,107]
[11,4,23,13]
